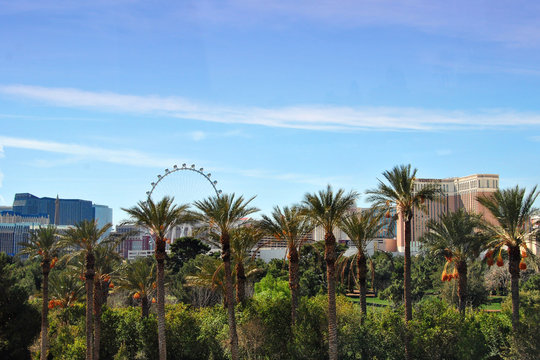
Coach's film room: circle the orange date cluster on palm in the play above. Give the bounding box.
[440,260,459,282]
[48,299,64,309]
[485,246,528,271]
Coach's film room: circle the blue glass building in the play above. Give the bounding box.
[13,193,95,226]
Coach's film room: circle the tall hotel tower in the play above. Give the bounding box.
[396,174,500,254]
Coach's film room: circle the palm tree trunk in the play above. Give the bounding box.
[325,231,338,360]
[403,217,412,360]
[370,259,375,293]
[141,296,149,318]
[85,251,95,360]
[93,280,103,360]
[40,261,50,360]
[222,232,239,360]
[357,251,367,316]
[155,238,167,360]
[456,261,468,314]
[235,262,246,304]
[404,218,412,321]
[289,246,299,326]
[508,245,521,332]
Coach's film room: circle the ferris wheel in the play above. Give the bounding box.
[145,163,222,241]
[146,163,222,203]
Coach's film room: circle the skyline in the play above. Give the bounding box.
[1,1,539,224]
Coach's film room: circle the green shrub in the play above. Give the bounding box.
[0,254,40,360]
[195,306,228,360]
[238,274,292,359]
[292,295,328,360]
[112,307,158,360]
[521,273,540,291]
[505,290,540,360]
[409,297,492,360]
[166,304,207,360]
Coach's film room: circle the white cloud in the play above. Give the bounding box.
[2,85,540,132]
[190,131,207,141]
[0,135,187,168]
[235,168,349,187]
[436,149,452,156]
[0,135,343,190]
[188,1,540,47]
[2,1,539,47]
[186,129,250,142]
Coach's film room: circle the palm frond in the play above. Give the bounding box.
[192,193,259,236]
[302,185,358,233]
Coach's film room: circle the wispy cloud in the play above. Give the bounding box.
[2,1,539,47]
[187,129,250,142]
[0,135,343,189]
[0,135,186,168]
[188,1,540,47]
[234,168,351,187]
[2,85,540,132]
[436,149,452,156]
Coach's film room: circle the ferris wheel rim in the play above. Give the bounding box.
[145,163,222,200]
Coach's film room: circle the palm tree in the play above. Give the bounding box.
[366,165,440,360]
[184,255,227,305]
[193,193,258,360]
[92,241,121,360]
[419,209,485,313]
[302,185,358,360]
[339,207,385,315]
[48,270,85,309]
[122,196,189,360]
[19,225,62,360]
[230,226,265,304]
[62,220,112,360]
[477,185,539,331]
[116,258,157,318]
[260,205,313,325]
[366,165,440,322]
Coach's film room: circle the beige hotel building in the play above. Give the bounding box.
[395,174,500,254]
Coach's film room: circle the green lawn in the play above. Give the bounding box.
[480,296,504,311]
[348,296,390,306]
[347,294,504,311]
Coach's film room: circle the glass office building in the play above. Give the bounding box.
[13,193,94,226]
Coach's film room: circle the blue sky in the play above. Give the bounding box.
[1,0,539,224]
